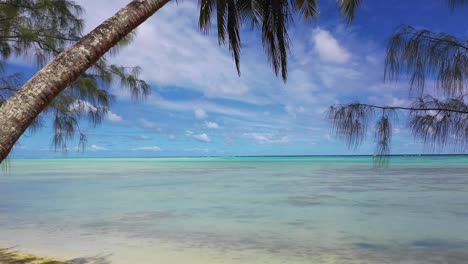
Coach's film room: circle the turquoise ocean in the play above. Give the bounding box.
[1,156,468,263]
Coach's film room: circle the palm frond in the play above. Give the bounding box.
[199,0,326,81]
[447,0,468,8]
[217,0,227,44]
[237,0,262,29]
[199,0,242,74]
[227,0,242,74]
[198,0,216,32]
[292,0,319,20]
[337,0,361,24]
[261,0,292,80]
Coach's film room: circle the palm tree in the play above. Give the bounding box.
[1,0,467,164]
[0,0,361,163]
[0,0,150,152]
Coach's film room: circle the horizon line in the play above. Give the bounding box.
[9,154,468,160]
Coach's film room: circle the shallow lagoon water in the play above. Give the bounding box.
[1,156,468,263]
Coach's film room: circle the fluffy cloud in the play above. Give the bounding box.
[69,101,123,123]
[106,111,123,122]
[243,133,290,144]
[90,144,107,151]
[131,146,161,151]
[312,28,351,64]
[77,0,378,112]
[134,135,152,140]
[69,99,97,112]
[285,105,306,117]
[368,93,410,107]
[205,121,219,129]
[194,108,208,119]
[147,95,261,119]
[78,0,251,100]
[193,133,211,142]
[70,0,403,155]
[139,119,161,132]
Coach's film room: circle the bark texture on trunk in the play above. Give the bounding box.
[0,0,171,163]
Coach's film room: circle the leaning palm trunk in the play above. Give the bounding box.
[0,0,171,163]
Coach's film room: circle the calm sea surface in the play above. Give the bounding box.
[1,156,468,263]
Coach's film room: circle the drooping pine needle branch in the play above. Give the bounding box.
[385,26,468,97]
[328,95,468,157]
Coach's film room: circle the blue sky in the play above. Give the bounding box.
[9,0,468,158]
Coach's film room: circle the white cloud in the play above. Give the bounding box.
[77,0,375,113]
[285,105,306,117]
[194,108,208,119]
[368,93,410,107]
[69,100,123,123]
[193,133,211,142]
[131,146,161,151]
[106,111,123,122]
[135,135,152,140]
[80,0,251,100]
[69,99,97,113]
[312,28,351,64]
[205,121,219,129]
[148,95,260,119]
[71,0,401,154]
[90,144,107,151]
[139,119,161,132]
[243,133,290,144]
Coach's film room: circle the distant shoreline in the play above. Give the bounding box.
[8,154,468,160]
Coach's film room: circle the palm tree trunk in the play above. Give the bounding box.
[0,0,171,163]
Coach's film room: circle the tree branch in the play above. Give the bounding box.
[404,32,468,52]
[343,103,468,114]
